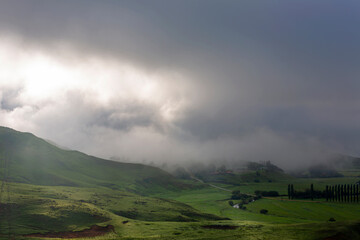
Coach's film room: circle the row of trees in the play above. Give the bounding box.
[287,183,360,202]
[288,184,321,200]
[326,184,359,202]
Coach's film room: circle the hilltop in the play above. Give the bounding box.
[0,126,189,194]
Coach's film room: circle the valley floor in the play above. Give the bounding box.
[1,175,360,240]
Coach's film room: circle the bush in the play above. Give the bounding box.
[260,209,268,214]
[328,217,336,222]
[228,201,234,206]
[231,190,248,200]
[292,189,325,199]
[255,190,279,197]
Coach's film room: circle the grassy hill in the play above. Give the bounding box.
[196,169,293,186]
[0,182,226,237]
[1,126,360,240]
[0,127,227,238]
[0,126,189,194]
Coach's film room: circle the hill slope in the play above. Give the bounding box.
[0,126,187,194]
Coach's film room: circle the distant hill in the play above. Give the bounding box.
[0,126,188,194]
[194,161,292,185]
[327,154,360,169]
[289,154,360,178]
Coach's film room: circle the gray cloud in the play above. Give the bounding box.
[0,86,24,111]
[0,0,359,169]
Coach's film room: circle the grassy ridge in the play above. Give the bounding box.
[0,181,224,238]
[0,126,189,194]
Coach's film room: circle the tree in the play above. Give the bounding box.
[353,184,356,202]
[288,184,291,200]
[344,184,347,202]
[260,209,268,214]
[335,185,337,202]
[310,183,314,200]
[354,184,357,202]
[326,185,329,201]
[255,190,279,197]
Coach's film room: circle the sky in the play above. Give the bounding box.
[0,0,359,169]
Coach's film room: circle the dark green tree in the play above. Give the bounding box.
[353,184,356,202]
[354,184,357,202]
[326,185,329,201]
[344,184,347,202]
[288,184,291,200]
[310,183,314,200]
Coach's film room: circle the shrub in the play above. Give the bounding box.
[228,201,234,206]
[231,190,248,200]
[328,217,336,222]
[260,209,268,214]
[255,190,279,197]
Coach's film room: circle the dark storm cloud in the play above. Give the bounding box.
[89,102,164,132]
[0,86,24,111]
[0,0,360,168]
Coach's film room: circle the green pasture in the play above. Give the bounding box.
[1,127,360,239]
[1,179,360,239]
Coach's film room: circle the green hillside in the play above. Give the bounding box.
[196,170,293,186]
[0,126,188,194]
[0,127,228,239]
[1,126,360,240]
[0,182,226,237]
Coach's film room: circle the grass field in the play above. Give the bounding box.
[1,127,360,239]
[155,178,360,223]
[2,176,360,240]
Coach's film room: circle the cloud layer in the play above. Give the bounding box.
[0,1,359,169]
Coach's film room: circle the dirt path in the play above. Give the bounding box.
[208,183,232,192]
[191,177,231,192]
